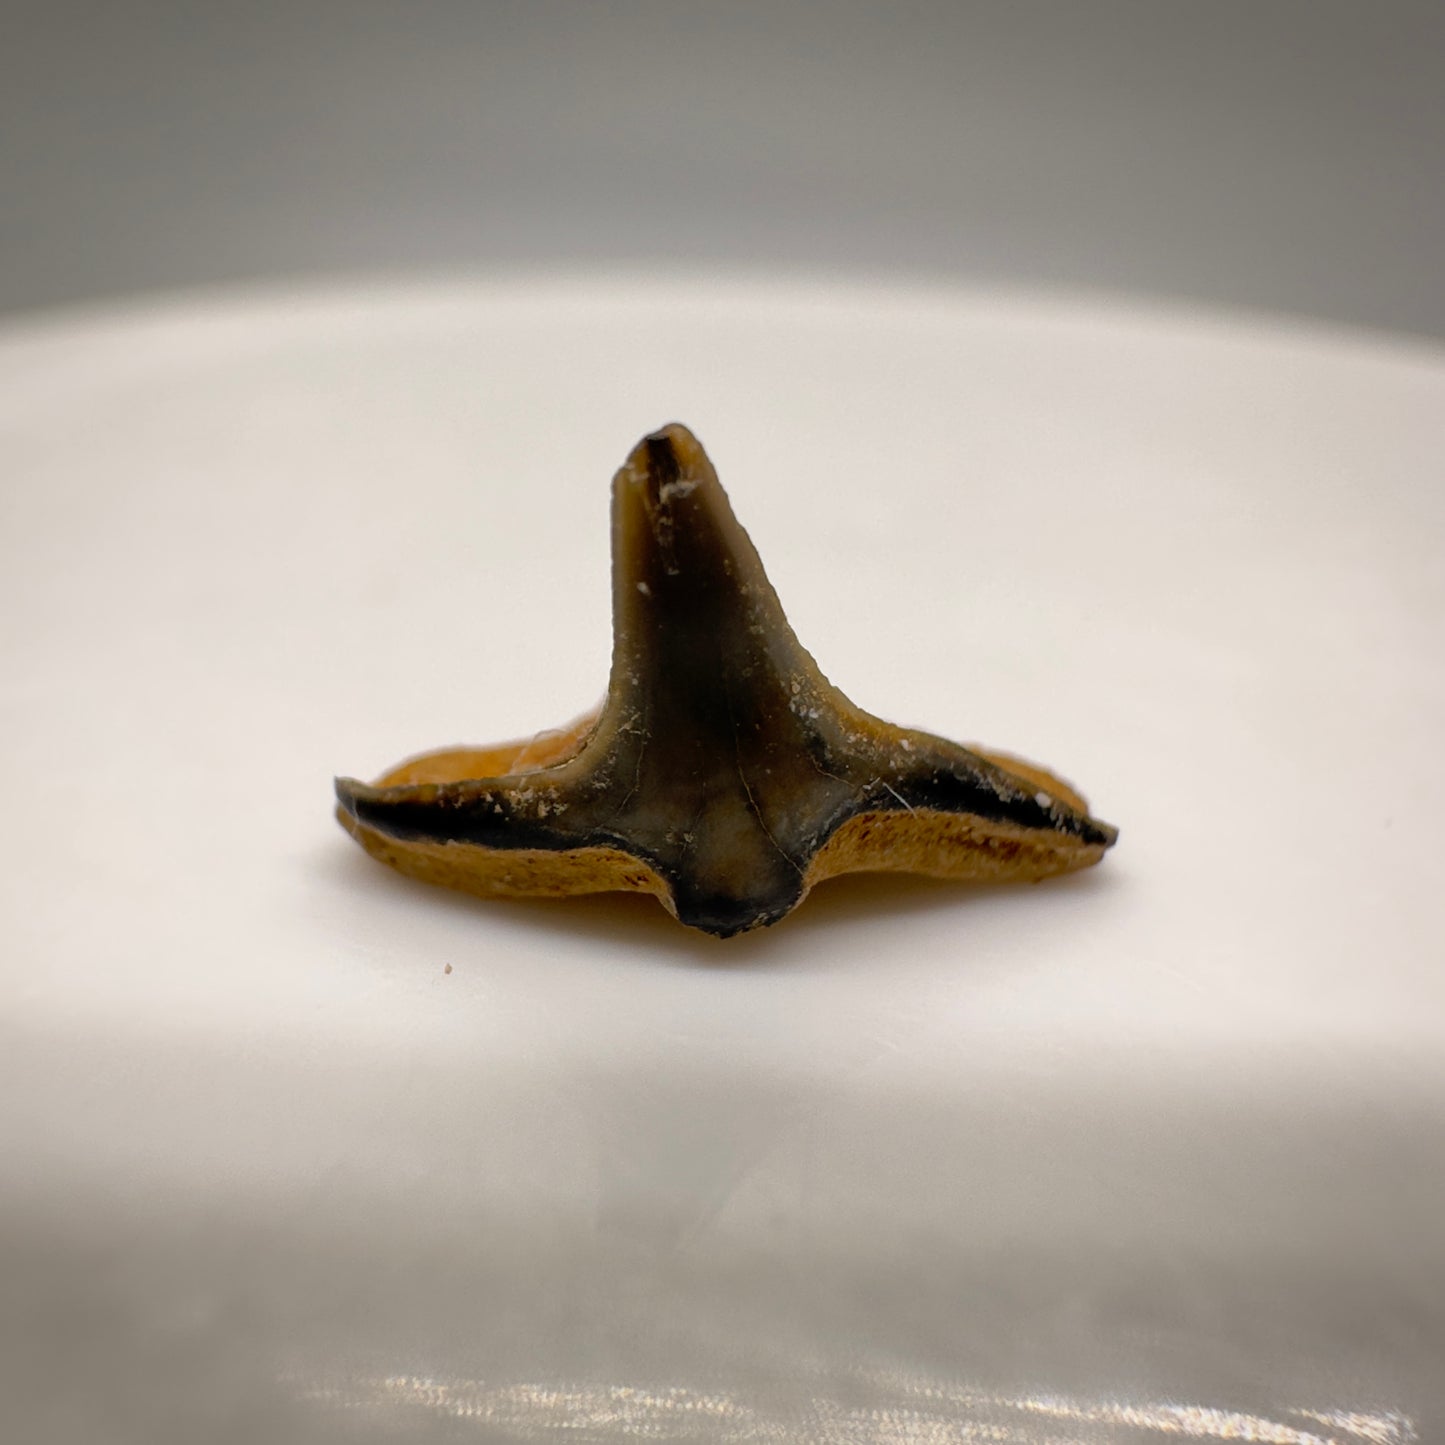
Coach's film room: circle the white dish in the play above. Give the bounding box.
[2,274,1442,1442]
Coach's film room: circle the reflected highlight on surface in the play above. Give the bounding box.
[290,1371,1414,1444]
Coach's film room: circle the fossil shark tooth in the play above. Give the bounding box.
[335,423,1117,938]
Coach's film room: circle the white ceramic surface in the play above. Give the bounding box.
[2,276,1442,1443]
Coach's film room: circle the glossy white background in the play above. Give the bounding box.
[2,277,1442,1441]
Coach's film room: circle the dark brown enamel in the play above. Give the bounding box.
[336,424,1117,937]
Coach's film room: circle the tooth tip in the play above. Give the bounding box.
[643,420,701,449]
[629,422,709,479]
